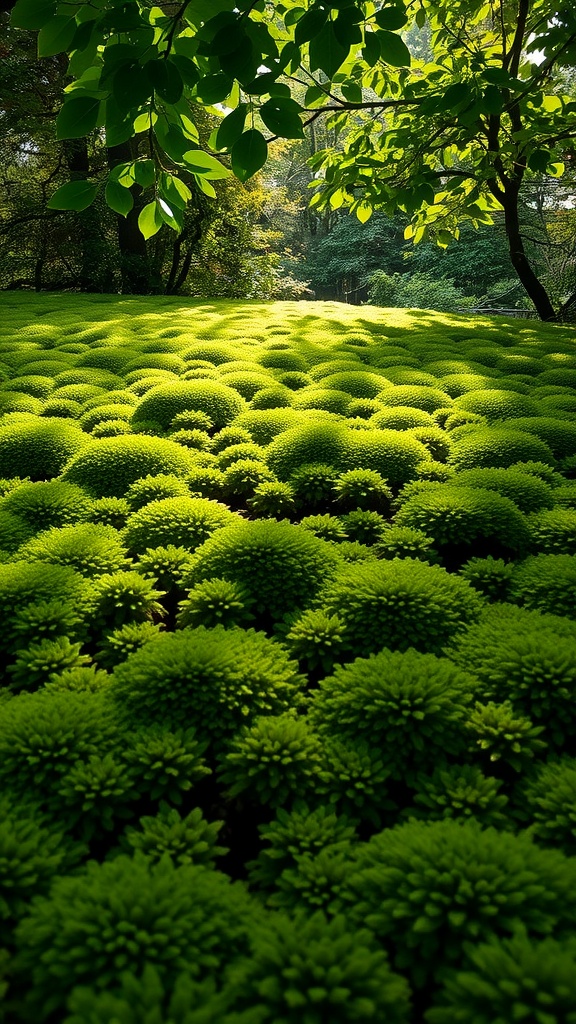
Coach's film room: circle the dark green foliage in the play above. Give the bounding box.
[454,389,538,421]
[177,578,255,629]
[344,819,576,988]
[10,598,84,650]
[109,626,303,743]
[337,509,388,545]
[8,638,90,692]
[502,416,576,460]
[16,523,129,578]
[528,507,576,554]
[184,519,341,619]
[126,473,190,511]
[375,525,436,561]
[0,479,92,530]
[282,608,350,672]
[121,805,227,866]
[123,726,210,804]
[57,753,138,840]
[403,765,509,827]
[89,497,130,528]
[96,622,165,669]
[186,466,227,500]
[87,571,165,632]
[0,418,87,480]
[132,381,246,431]
[309,649,474,780]
[63,435,196,497]
[225,912,412,1024]
[289,462,341,509]
[519,759,576,855]
[222,458,276,498]
[247,480,296,518]
[14,854,259,1021]
[248,805,358,892]
[459,556,514,600]
[318,558,484,656]
[264,845,354,915]
[123,496,236,553]
[218,715,322,808]
[427,934,576,1024]
[465,701,547,771]
[0,510,33,551]
[395,485,530,556]
[135,545,191,592]
[0,562,90,655]
[510,553,576,616]
[333,468,392,512]
[317,738,393,825]
[299,514,348,542]
[451,467,554,513]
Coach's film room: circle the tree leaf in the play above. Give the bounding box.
[133,160,156,188]
[528,149,549,172]
[195,74,233,104]
[37,14,77,57]
[47,180,98,212]
[362,30,381,66]
[215,104,248,151]
[147,59,184,104]
[10,0,55,30]
[294,6,328,45]
[112,63,153,112]
[105,179,134,217]
[56,97,101,140]
[181,150,231,179]
[376,30,411,67]
[415,8,426,28]
[341,81,363,103]
[260,97,304,139]
[169,55,199,88]
[194,175,217,198]
[374,6,408,30]
[231,129,268,182]
[138,201,163,240]
[309,22,349,79]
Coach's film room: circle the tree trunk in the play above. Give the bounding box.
[107,140,151,294]
[501,184,557,321]
[63,138,108,292]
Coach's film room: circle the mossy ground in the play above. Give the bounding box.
[1,292,576,1023]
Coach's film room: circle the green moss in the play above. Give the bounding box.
[395,485,530,556]
[0,418,88,480]
[62,435,197,497]
[123,496,236,553]
[132,381,246,431]
[16,523,129,578]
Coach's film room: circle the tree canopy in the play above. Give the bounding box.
[7,0,576,318]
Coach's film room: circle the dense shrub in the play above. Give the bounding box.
[309,649,475,779]
[454,389,538,420]
[527,507,576,554]
[458,555,514,600]
[131,381,246,431]
[109,626,303,743]
[14,855,258,1021]
[317,557,483,656]
[502,416,576,460]
[371,406,435,429]
[519,759,576,855]
[375,525,436,561]
[0,418,87,480]
[177,577,254,629]
[344,819,576,987]
[121,805,226,866]
[0,480,92,530]
[450,467,554,513]
[0,561,89,655]
[123,496,236,553]
[184,519,341,620]
[510,553,576,616]
[63,435,196,497]
[404,765,509,827]
[449,428,555,470]
[125,474,190,511]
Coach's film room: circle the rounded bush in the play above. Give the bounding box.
[15,854,258,1022]
[0,561,89,655]
[177,577,254,629]
[184,519,341,620]
[79,404,134,433]
[371,406,436,430]
[247,481,296,518]
[87,571,165,632]
[427,933,576,1024]
[449,427,556,471]
[292,387,352,415]
[250,385,293,409]
[132,381,246,431]
[16,523,128,578]
[333,468,393,512]
[0,418,87,480]
[121,805,226,867]
[500,416,576,460]
[339,509,388,544]
[458,556,514,600]
[451,467,554,514]
[404,764,509,827]
[309,649,474,779]
[395,485,530,557]
[0,509,33,552]
[344,819,576,988]
[62,435,197,497]
[125,473,190,511]
[528,507,576,554]
[0,480,92,531]
[109,625,303,742]
[510,553,576,617]
[318,558,484,656]
[375,525,436,562]
[454,389,538,421]
[235,409,304,444]
[519,759,576,855]
[408,427,452,463]
[316,371,386,399]
[379,385,451,413]
[3,375,54,399]
[40,398,82,418]
[8,637,90,692]
[123,495,235,552]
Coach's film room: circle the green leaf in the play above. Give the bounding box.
[260,97,304,139]
[112,63,153,112]
[362,30,381,66]
[219,40,259,83]
[355,201,372,223]
[181,150,231,179]
[11,0,55,30]
[443,82,471,110]
[309,22,349,79]
[37,14,78,57]
[148,59,183,104]
[341,81,363,103]
[376,30,411,67]
[374,6,408,30]
[138,201,163,240]
[215,104,248,151]
[195,74,233,104]
[169,55,199,88]
[436,229,453,247]
[285,7,306,28]
[105,179,134,217]
[194,175,217,198]
[231,129,268,182]
[482,85,503,115]
[56,97,101,140]
[415,8,426,28]
[295,6,328,45]
[47,180,98,212]
[528,149,549,172]
[184,0,236,26]
[157,197,184,232]
[133,160,156,188]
